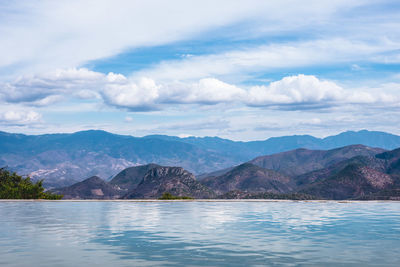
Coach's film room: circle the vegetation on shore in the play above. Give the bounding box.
[0,168,63,199]
[158,192,194,200]
[219,190,318,200]
[244,192,318,200]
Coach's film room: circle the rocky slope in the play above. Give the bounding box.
[52,176,122,199]
[123,166,216,199]
[15,139,400,200]
[294,149,400,199]
[376,147,400,175]
[1,130,399,188]
[299,164,395,200]
[201,163,292,195]
[109,163,160,191]
[249,145,384,177]
[294,155,387,187]
[201,145,400,200]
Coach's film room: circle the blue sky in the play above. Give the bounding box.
[0,0,400,140]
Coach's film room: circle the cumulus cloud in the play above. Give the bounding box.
[0,110,41,125]
[0,68,103,104]
[160,78,246,104]
[101,77,160,111]
[0,68,247,110]
[246,74,344,106]
[1,68,399,111]
[101,77,246,110]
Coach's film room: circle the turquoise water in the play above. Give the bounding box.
[0,201,400,266]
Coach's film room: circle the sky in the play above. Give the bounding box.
[0,0,400,140]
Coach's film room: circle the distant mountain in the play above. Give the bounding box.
[123,166,216,199]
[201,163,292,195]
[299,163,395,200]
[50,145,400,200]
[53,176,122,199]
[244,130,400,155]
[249,144,384,177]
[201,145,400,200]
[0,130,238,188]
[1,129,400,188]
[295,149,400,200]
[294,155,387,187]
[376,148,400,176]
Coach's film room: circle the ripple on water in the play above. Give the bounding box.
[0,201,399,266]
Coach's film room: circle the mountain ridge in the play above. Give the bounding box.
[51,144,400,200]
[1,129,400,188]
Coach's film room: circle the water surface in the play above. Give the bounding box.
[1,201,399,266]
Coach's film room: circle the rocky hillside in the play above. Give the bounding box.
[249,145,384,177]
[123,166,216,199]
[294,155,388,187]
[201,145,400,200]
[38,145,400,200]
[1,129,399,188]
[201,163,292,195]
[376,148,400,175]
[299,164,394,199]
[52,176,122,199]
[293,149,400,199]
[109,163,160,191]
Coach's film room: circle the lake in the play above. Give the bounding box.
[0,200,399,266]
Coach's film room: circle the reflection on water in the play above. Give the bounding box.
[1,201,400,266]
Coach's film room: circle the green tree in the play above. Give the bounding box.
[0,168,62,199]
[158,192,193,200]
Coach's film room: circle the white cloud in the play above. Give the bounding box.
[101,77,160,111]
[0,68,103,104]
[0,1,399,139]
[0,110,41,125]
[4,0,362,76]
[161,78,246,104]
[2,69,400,111]
[247,74,344,106]
[132,38,400,83]
[101,77,247,110]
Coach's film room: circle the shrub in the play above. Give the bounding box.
[0,168,62,199]
[158,192,193,200]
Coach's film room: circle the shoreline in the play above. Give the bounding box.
[1,199,399,203]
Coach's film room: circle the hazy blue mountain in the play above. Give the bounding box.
[1,129,400,188]
[322,130,400,150]
[0,130,238,188]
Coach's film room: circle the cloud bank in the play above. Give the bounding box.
[0,110,41,125]
[1,68,399,112]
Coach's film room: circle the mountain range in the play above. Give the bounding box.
[52,144,400,200]
[1,129,400,188]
